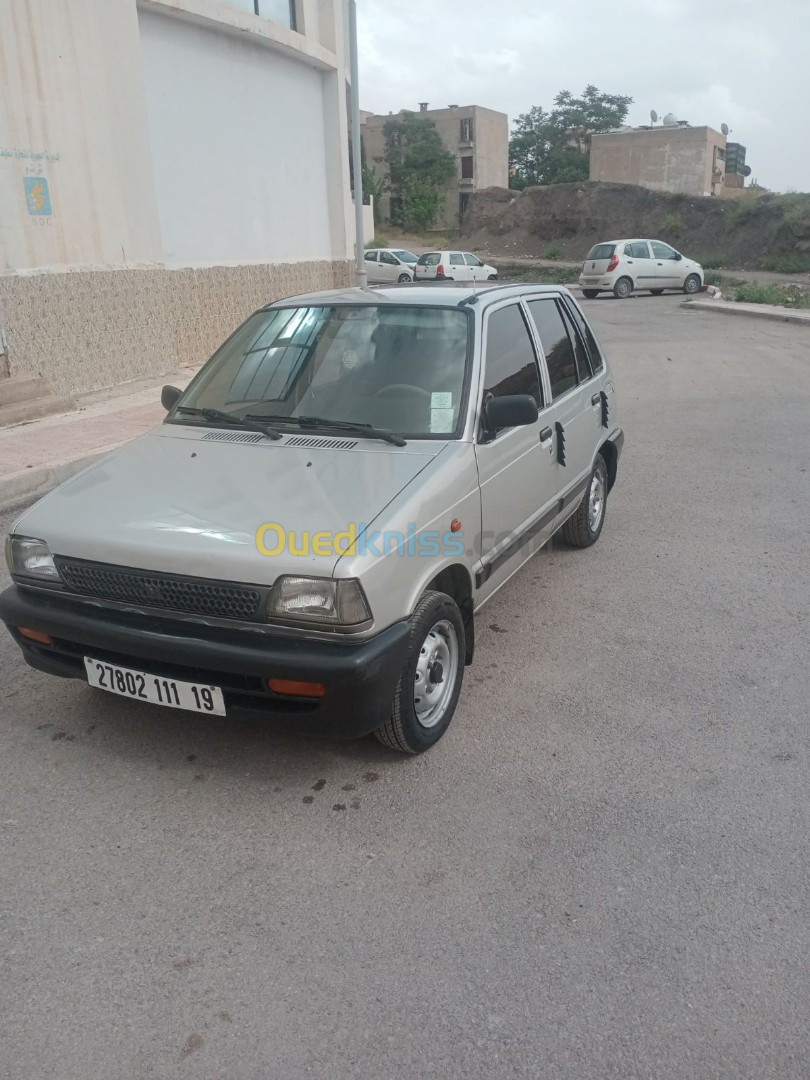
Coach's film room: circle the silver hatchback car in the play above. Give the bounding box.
[1,284,623,753]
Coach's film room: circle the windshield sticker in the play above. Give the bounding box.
[431,391,452,409]
[342,349,359,370]
[430,407,455,433]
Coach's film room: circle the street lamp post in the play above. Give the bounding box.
[348,0,368,287]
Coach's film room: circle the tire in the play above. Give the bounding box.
[613,277,633,299]
[397,273,411,283]
[374,591,465,754]
[650,288,664,296]
[487,274,498,281]
[683,273,701,295]
[582,289,599,299]
[560,455,608,548]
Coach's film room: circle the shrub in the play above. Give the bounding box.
[733,282,810,308]
[727,196,764,226]
[544,245,562,261]
[703,270,724,287]
[368,234,390,247]
[661,213,683,238]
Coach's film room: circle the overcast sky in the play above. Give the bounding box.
[357,0,809,192]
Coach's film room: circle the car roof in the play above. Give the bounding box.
[264,283,571,309]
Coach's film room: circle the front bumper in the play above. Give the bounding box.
[0,585,410,738]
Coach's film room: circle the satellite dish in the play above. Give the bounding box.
[663,112,678,127]
[721,122,729,136]
[650,109,658,123]
[742,165,752,177]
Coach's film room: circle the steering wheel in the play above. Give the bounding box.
[374,384,431,401]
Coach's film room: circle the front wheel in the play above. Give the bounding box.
[582,289,599,299]
[374,591,465,754]
[487,274,498,281]
[560,455,607,548]
[683,274,701,295]
[613,277,633,299]
[397,273,411,283]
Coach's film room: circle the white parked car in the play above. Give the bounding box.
[364,248,419,283]
[579,239,704,299]
[414,250,498,283]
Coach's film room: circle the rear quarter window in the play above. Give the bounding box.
[586,244,616,260]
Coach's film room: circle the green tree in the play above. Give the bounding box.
[510,85,633,189]
[382,112,456,231]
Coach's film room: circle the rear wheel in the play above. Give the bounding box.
[613,277,633,299]
[374,591,465,754]
[650,288,664,296]
[397,273,411,283]
[582,289,599,299]
[487,274,498,281]
[683,273,701,295]
[560,455,607,548]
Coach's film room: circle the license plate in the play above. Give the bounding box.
[84,657,226,715]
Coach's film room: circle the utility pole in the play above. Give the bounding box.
[348,0,367,287]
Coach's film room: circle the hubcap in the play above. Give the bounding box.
[413,619,459,729]
[588,470,605,532]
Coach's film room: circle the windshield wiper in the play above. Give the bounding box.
[245,413,406,447]
[174,406,282,441]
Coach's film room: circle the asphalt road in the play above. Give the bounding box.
[1,295,808,1079]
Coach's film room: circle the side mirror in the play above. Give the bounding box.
[483,394,539,433]
[674,252,683,261]
[161,384,182,411]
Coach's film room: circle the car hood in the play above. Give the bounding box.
[14,425,445,584]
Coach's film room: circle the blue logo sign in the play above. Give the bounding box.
[24,176,52,216]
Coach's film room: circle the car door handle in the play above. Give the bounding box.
[539,426,553,442]
[591,393,601,406]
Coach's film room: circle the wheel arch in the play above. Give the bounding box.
[423,563,475,665]
[599,437,618,492]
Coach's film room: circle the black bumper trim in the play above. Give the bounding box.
[0,585,410,739]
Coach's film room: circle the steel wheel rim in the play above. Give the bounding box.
[413,619,459,729]
[685,276,698,293]
[588,470,605,531]
[617,280,630,297]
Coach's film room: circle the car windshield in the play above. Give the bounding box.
[392,250,418,263]
[586,244,616,260]
[173,305,471,438]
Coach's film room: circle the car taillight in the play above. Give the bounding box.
[436,264,445,277]
[606,255,619,272]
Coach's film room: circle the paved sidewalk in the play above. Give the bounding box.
[684,299,810,325]
[0,372,195,511]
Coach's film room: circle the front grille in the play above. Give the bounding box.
[55,558,262,621]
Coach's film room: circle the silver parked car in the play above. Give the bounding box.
[363,248,419,283]
[1,284,623,754]
[579,238,704,299]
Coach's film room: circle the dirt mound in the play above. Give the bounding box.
[460,182,810,267]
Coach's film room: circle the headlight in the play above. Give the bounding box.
[267,576,371,626]
[5,535,61,582]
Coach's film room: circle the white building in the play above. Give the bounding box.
[0,0,354,398]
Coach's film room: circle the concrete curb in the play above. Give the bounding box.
[0,447,116,515]
[683,299,810,325]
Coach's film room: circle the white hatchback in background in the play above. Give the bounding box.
[414,251,498,283]
[579,239,704,299]
[364,248,420,283]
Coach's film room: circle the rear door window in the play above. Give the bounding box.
[449,253,465,266]
[364,251,378,262]
[562,298,605,373]
[483,303,543,410]
[625,242,651,258]
[586,244,616,260]
[527,299,578,399]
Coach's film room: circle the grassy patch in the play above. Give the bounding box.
[368,235,390,248]
[696,254,725,270]
[727,195,765,227]
[732,282,810,308]
[755,253,810,274]
[543,245,562,261]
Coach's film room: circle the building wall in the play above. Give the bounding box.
[362,104,509,231]
[0,0,162,270]
[590,126,727,197]
[0,0,352,397]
